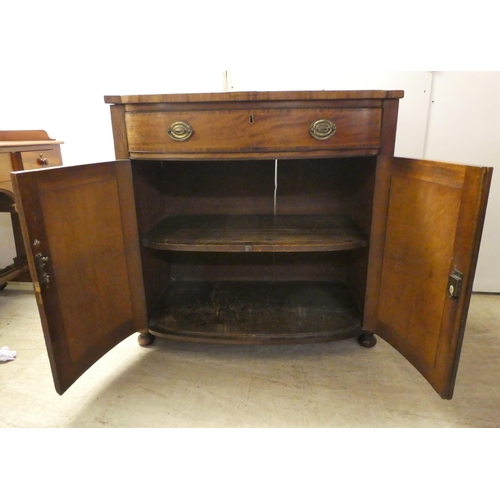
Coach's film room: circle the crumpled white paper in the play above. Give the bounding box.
[0,346,16,362]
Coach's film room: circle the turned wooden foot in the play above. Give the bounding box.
[357,332,377,348]
[138,332,156,347]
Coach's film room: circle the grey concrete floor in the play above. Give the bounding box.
[1,282,500,428]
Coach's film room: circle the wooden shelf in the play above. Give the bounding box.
[141,214,367,252]
[148,281,361,344]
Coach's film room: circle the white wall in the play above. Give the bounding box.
[423,72,500,292]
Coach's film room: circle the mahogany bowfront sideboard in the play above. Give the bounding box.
[11,91,492,398]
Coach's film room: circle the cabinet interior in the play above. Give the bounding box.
[131,156,377,343]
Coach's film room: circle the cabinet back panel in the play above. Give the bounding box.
[276,157,377,234]
[132,157,376,224]
[167,252,348,283]
[161,160,275,215]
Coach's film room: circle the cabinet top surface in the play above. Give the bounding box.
[0,130,63,148]
[104,90,405,104]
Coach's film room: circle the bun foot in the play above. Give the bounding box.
[138,332,156,347]
[357,332,377,348]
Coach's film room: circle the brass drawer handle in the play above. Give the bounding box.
[167,121,193,142]
[309,119,336,141]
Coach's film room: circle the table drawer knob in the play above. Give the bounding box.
[37,154,49,166]
[309,119,336,140]
[167,121,193,142]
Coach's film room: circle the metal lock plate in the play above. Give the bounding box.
[448,270,463,299]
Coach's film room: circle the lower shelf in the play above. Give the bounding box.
[148,281,361,344]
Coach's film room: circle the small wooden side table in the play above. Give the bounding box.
[0,130,63,288]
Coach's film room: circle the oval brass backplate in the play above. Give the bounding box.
[309,119,336,141]
[167,121,193,141]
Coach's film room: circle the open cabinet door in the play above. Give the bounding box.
[11,161,148,395]
[364,156,492,399]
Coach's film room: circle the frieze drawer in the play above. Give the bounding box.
[124,107,382,159]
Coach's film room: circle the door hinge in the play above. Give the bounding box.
[34,253,50,285]
[448,270,463,299]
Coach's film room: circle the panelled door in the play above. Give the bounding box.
[11,161,148,394]
[364,156,492,398]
